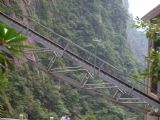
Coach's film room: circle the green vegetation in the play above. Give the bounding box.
[134,18,160,83]
[0,22,28,90]
[127,16,147,65]
[0,0,143,120]
[148,50,160,83]
[0,22,28,117]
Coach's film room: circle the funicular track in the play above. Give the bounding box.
[0,9,160,113]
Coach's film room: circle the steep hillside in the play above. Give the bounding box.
[122,0,147,65]
[127,17,147,65]
[0,0,143,120]
[1,0,138,74]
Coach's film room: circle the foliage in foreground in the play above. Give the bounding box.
[0,23,29,116]
[133,18,160,83]
[0,22,28,84]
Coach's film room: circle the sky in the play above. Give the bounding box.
[128,0,160,18]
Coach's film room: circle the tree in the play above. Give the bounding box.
[0,23,29,115]
[0,22,30,90]
[133,18,160,83]
[0,23,29,73]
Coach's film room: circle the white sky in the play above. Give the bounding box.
[128,0,160,18]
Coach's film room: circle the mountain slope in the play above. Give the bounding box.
[0,0,143,120]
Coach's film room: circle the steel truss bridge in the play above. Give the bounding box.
[0,3,160,114]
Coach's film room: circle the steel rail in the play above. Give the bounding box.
[24,57,148,114]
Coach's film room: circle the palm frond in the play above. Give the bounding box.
[9,44,34,49]
[0,24,6,39]
[7,34,27,43]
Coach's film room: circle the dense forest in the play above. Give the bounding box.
[127,16,147,65]
[0,0,145,119]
